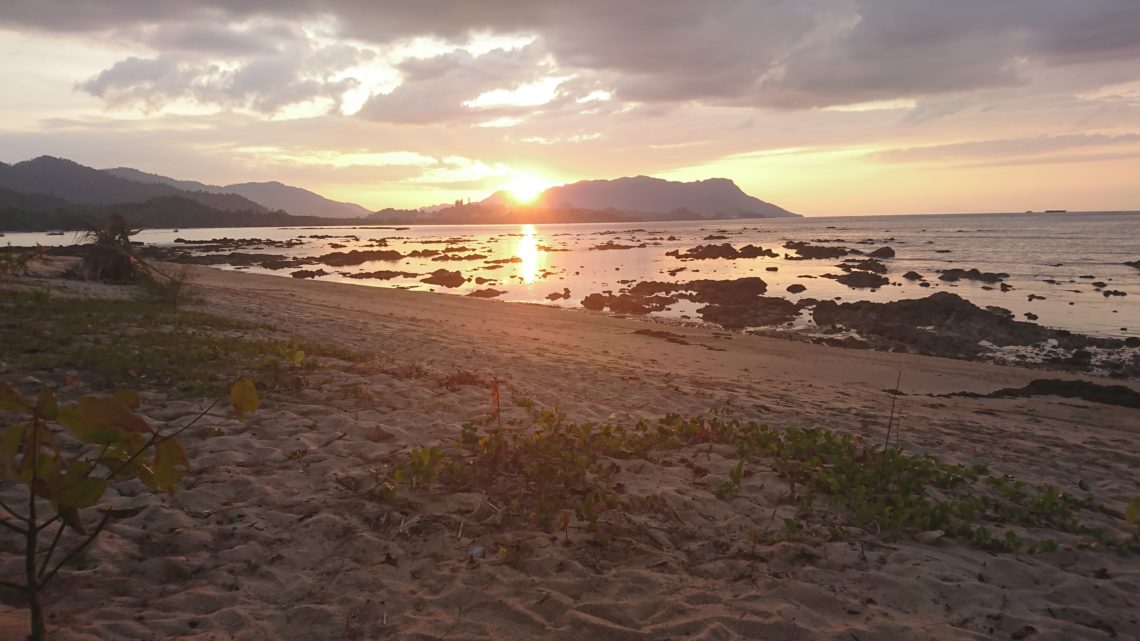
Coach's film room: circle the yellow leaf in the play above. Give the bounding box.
[230,378,259,421]
[152,438,189,494]
[77,396,151,433]
[113,389,141,410]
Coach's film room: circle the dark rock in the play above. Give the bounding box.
[697,296,799,329]
[591,240,644,250]
[937,268,1008,283]
[666,243,778,260]
[953,379,1140,409]
[840,258,888,274]
[903,271,924,280]
[1024,312,1039,320]
[432,253,487,261]
[1092,281,1107,288]
[812,292,1054,358]
[829,271,889,289]
[1103,289,1127,297]
[986,306,1014,319]
[421,269,466,288]
[546,288,571,301]
[784,241,855,260]
[467,288,505,298]
[1028,294,1046,301]
[819,336,871,349]
[765,266,778,272]
[867,246,895,259]
[581,293,608,311]
[1125,259,1140,271]
[343,270,418,280]
[786,284,807,294]
[319,249,404,266]
[290,269,328,279]
[1000,283,1014,292]
[633,329,690,344]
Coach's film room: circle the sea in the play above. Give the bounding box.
[5,211,1138,340]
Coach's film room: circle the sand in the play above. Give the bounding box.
[1,263,1138,640]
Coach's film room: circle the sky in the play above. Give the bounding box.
[1,1,1139,216]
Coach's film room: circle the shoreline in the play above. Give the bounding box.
[2,261,1138,640]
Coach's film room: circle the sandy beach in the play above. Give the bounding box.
[1,262,1138,641]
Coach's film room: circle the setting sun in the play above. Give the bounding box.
[504,172,553,204]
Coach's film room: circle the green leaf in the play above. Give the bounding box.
[230,377,259,421]
[76,396,152,434]
[152,438,189,494]
[0,424,24,479]
[1126,497,1140,524]
[0,381,26,411]
[53,477,107,509]
[17,425,57,484]
[36,390,59,420]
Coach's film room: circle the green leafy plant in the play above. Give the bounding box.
[0,377,259,640]
[374,410,1137,555]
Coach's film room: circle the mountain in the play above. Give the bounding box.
[103,167,371,218]
[482,176,798,218]
[0,156,268,213]
[0,188,370,232]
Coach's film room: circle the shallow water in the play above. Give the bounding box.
[6,211,1138,339]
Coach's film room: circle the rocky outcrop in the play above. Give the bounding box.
[467,288,506,298]
[828,271,889,289]
[342,270,419,280]
[867,246,895,259]
[812,292,1054,357]
[319,249,404,266]
[784,241,857,260]
[840,258,887,274]
[938,268,1009,283]
[666,243,778,260]
[421,269,466,288]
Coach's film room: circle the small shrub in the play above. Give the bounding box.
[0,377,259,640]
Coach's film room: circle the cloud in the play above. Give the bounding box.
[356,44,552,124]
[6,0,1139,117]
[76,36,370,115]
[870,133,1140,163]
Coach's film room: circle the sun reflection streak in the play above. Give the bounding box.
[516,224,540,284]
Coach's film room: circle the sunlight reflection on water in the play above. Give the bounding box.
[516,223,541,284]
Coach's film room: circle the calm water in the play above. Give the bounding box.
[6,211,1139,338]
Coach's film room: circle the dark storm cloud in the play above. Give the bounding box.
[7,0,1140,114]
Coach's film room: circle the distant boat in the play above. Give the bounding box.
[1044,209,1067,213]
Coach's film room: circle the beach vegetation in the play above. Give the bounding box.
[0,378,259,641]
[0,289,362,398]
[376,409,1139,555]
